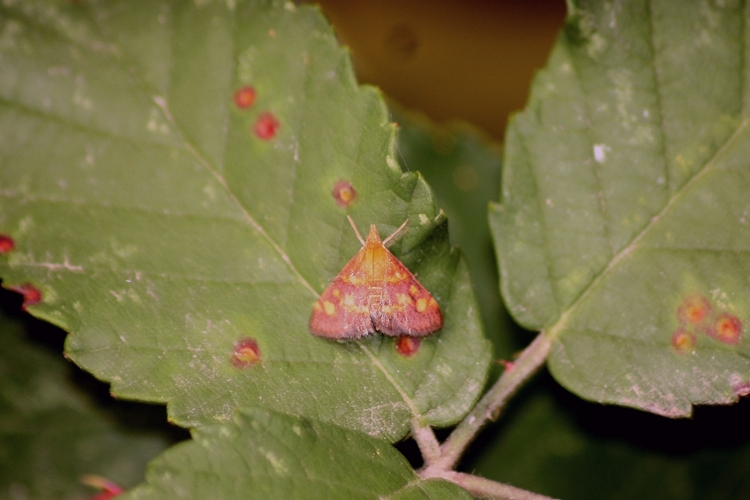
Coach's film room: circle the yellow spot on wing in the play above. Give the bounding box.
[416,297,427,312]
[343,276,365,285]
[323,301,336,315]
[342,294,359,312]
[397,293,414,306]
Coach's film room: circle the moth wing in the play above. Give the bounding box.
[372,252,443,337]
[309,251,375,339]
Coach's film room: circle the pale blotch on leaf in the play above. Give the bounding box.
[593,143,610,163]
[733,380,750,397]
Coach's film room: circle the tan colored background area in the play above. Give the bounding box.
[315,0,566,141]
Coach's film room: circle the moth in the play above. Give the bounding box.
[310,217,443,339]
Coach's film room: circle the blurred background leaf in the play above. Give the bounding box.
[464,374,750,500]
[123,407,472,500]
[0,289,173,500]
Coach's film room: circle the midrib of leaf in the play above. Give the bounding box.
[65,3,315,296]
[81,2,426,423]
[359,343,422,417]
[150,96,317,299]
[547,117,750,341]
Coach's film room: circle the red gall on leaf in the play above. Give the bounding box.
[332,180,357,207]
[253,111,280,140]
[395,335,421,356]
[677,294,712,325]
[81,475,124,500]
[310,217,443,340]
[231,337,261,368]
[0,235,14,253]
[8,283,42,311]
[709,313,742,345]
[671,328,696,354]
[233,85,256,109]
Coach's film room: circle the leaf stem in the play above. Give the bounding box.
[433,331,552,471]
[411,418,442,466]
[419,469,558,500]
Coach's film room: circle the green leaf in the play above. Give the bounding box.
[491,0,750,416]
[0,0,490,439]
[0,302,168,499]
[122,407,471,500]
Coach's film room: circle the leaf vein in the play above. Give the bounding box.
[549,118,750,338]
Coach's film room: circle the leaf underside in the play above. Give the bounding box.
[0,0,490,440]
[491,0,750,416]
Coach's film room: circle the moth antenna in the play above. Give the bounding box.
[383,219,409,246]
[347,216,366,245]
